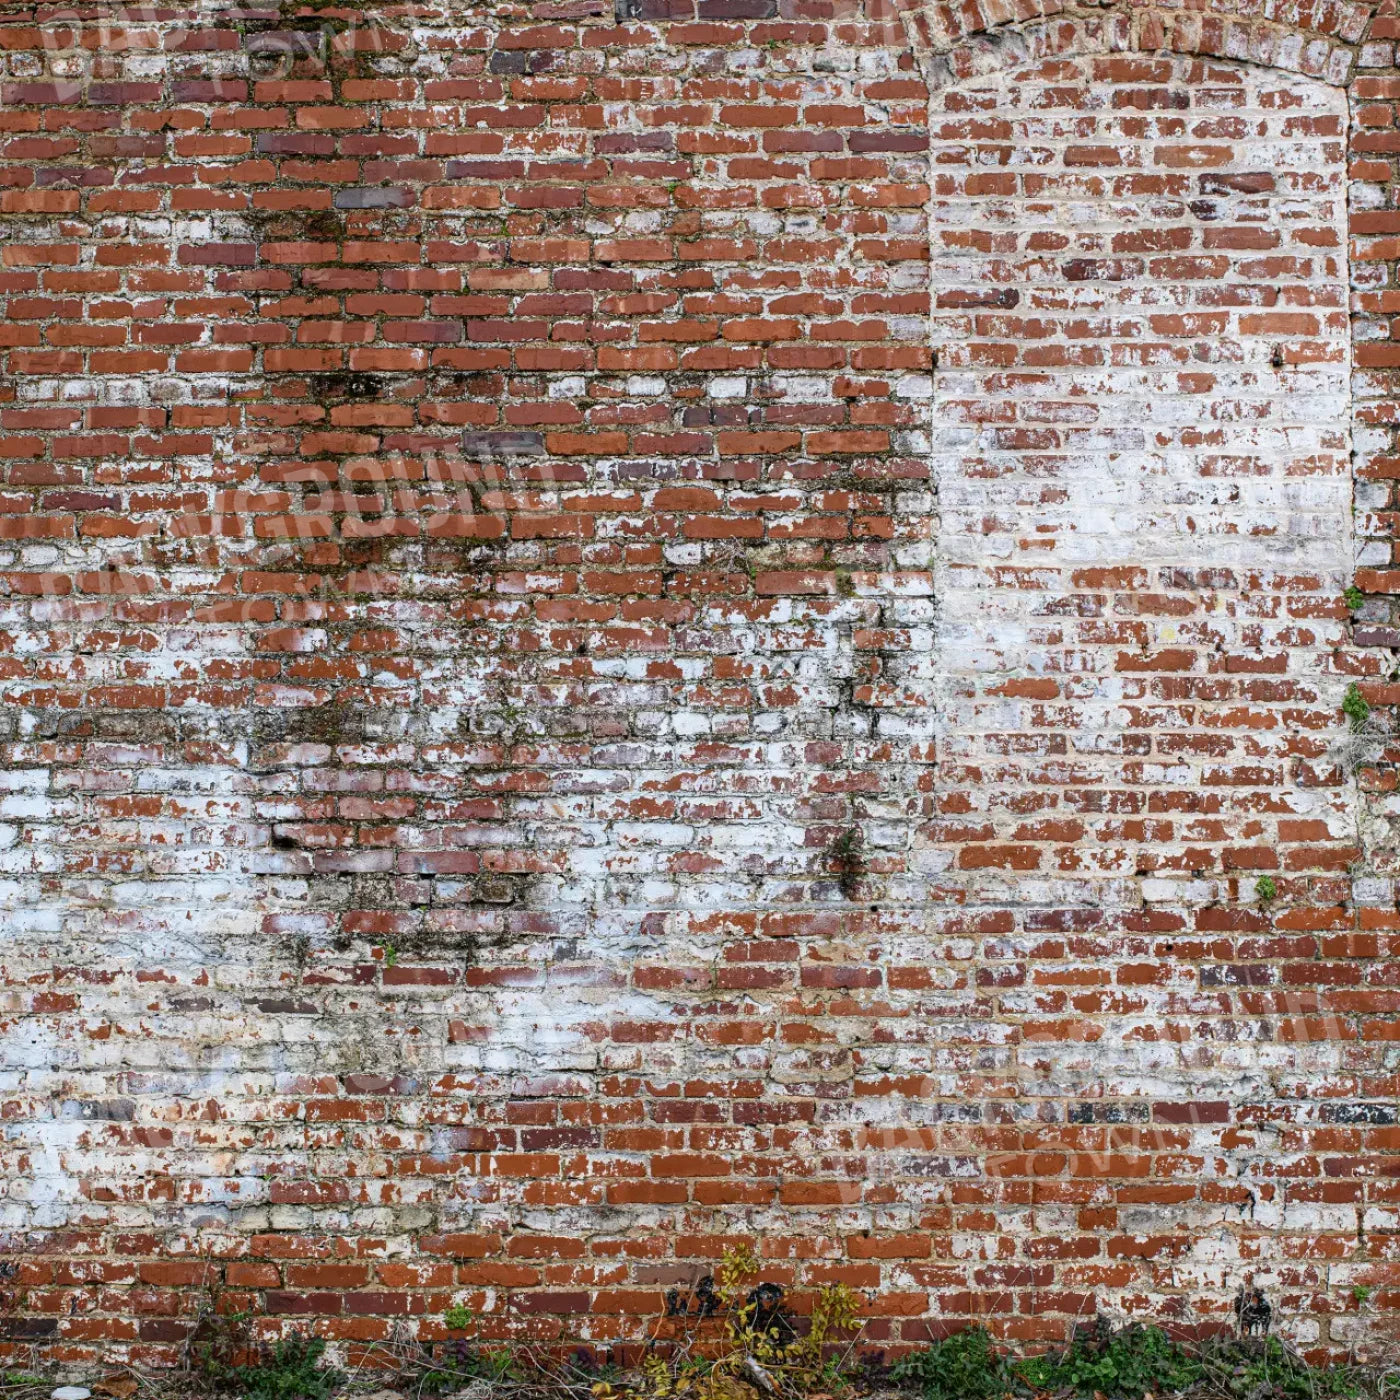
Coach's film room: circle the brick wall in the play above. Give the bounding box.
[1,0,1399,1368]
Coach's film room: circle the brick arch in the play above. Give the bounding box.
[889,0,1376,85]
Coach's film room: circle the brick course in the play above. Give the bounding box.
[1,0,1399,1366]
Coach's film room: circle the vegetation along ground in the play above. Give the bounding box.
[0,1255,1392,1400]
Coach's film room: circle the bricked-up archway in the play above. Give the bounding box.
[920,28,1370,1339]
[926,46,1355,898]
[0,0,1397,1370]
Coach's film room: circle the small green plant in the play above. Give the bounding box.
[188,1305,253,1390]
[1344,585,1365,611]
[892,1326,1015,1400]
[1342,683,1371,731]
[1255,875,1277,902]
[1017,1320,1202,1399]
[1222,1336,1358,1400]
[1352,1284,1372,1305]
[235,1333,344,1400]
[382,1330,521,1398]
[382,943,397,968]
[443,1303,473,1332]
[481,1350,524,1383]
[414,1345,490,1396]
[829,826,866,900]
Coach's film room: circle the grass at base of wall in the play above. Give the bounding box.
[890,1321,1393,1400]
[3,1307,1393,1400]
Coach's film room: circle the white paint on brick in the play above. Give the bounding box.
[927,53,1355,901]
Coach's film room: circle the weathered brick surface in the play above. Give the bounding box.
[930,53,1354,899]
[1,0,1399,1367]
